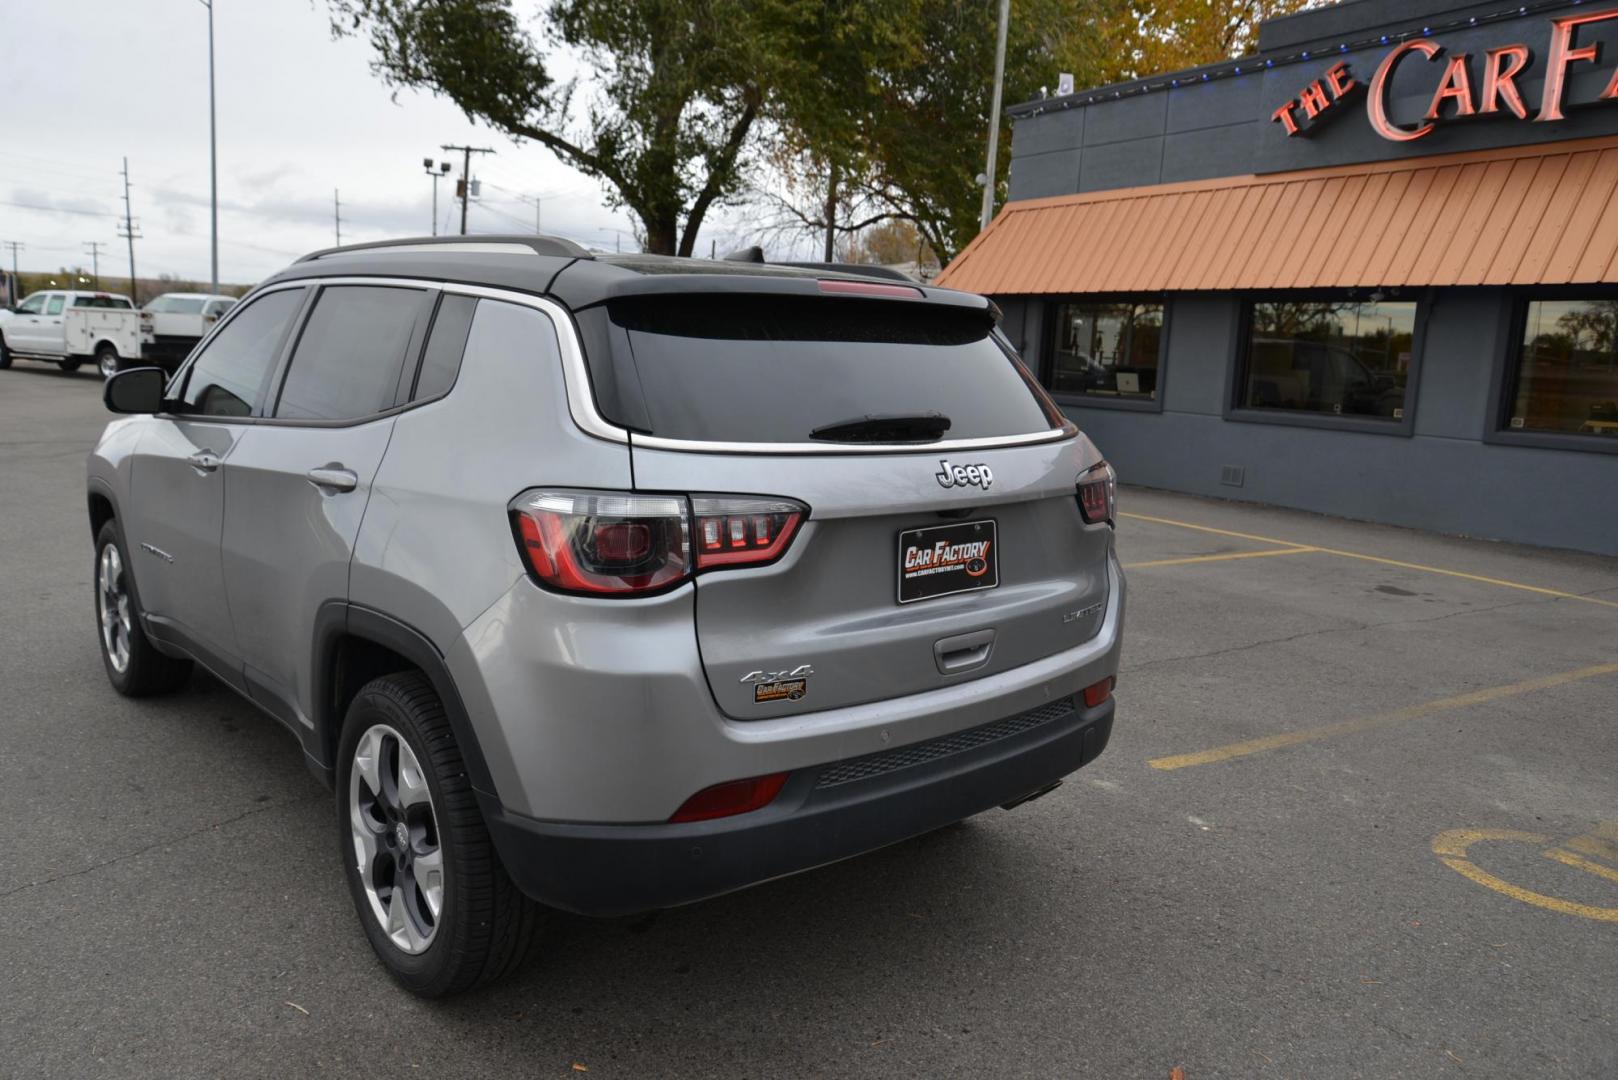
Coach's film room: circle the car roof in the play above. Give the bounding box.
[261,234,988,314]
[151,292,233,300]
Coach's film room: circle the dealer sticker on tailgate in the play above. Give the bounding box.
[897,519,999,604]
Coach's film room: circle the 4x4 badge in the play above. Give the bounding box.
[935,459,993,490]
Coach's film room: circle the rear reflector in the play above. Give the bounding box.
[669,773,789,823]
[1083,676,1115,708]
[817,278,924,299]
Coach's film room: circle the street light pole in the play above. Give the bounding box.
[199,0,218,293]
[423,159,450,236]
[979,0,1011,232]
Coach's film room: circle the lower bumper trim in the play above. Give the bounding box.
[482,695,1115,916]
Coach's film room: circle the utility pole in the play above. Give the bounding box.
[82,242,106,287]
[117,158,142,303]
[333,189,343,246]
[3,241,23,301]
[978,0,1011,231]
[422,158,451,236]
[441,144,493,235]
[199,0,218,292]
[513,192,543,234]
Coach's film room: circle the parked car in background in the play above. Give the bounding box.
[140,293,237,372]
[0,290,141,377]
[86,235,1125,996]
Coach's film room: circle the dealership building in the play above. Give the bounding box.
[939,0,1618,555]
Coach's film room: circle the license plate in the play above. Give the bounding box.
[897,519,999,604]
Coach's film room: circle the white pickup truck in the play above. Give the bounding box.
[0,289,143,378]
[139,292,237,371]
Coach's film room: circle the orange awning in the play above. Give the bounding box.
[936,134,1618,295]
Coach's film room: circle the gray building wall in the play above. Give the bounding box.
[998,292,1618,557]
[1008,0,1618,201]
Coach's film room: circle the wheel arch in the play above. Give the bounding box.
[311,601,498,800]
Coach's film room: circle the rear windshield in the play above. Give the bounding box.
[603,295,1061,443]
[146,296,207,314]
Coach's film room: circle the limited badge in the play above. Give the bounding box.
[754,679,807,703]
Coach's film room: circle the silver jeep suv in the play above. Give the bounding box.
[86,236,1126,996]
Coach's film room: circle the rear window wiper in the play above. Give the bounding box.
[809,412,952,443]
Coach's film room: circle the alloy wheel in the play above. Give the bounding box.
[349,724,444,954]
[97,543,132,673]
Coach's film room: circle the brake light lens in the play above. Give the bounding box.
[692,497,804,569]
[817,278,924,299]
[512,491,690,595]
[511,491,807,595]
[1078,461,1117,525]
[669,772,789,823]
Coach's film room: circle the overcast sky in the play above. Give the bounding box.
[0,0,763,286]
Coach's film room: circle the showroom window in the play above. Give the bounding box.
[1047,300,1163,402]
[1238,299,1417,422]
[1506,299,1618,440]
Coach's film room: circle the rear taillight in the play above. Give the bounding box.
[513,492,690,595]
[692,497,804,569]
[510,490,807,596]
[1078,461,1117,525]
[669,772,789,823]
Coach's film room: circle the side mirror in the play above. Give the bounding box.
[104,367,167,414]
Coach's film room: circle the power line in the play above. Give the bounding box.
[0,198,113,218]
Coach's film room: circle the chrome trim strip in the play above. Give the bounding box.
[315,242,543,259]
[216,274,1074,455]
[631,427,1077,456]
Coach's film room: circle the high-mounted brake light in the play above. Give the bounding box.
[817,278,924,299]
[511,491,807,596]
[1078,461,1117,525]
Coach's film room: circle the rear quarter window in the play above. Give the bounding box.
[603,295,1062,443]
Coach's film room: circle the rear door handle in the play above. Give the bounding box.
[186,450,220,473]
[305,466,359,493]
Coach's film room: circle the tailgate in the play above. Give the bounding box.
[632,436,1112,719]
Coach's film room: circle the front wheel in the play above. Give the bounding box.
[337,672,541,996]
[94,521,192,696]
[96,344,120,379]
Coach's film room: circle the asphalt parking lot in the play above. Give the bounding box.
[2,364,1615,1079]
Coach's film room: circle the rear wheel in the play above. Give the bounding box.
[94,521,192,696]
[95,344,120,379]
[337,672,540,996]
[0,334,11,369]
[57,358,82,373]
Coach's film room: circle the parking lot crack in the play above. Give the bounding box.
[0,794,320,904]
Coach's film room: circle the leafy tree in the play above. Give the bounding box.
[330,0,778,255]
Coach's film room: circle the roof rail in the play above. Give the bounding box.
[296,234,593,263]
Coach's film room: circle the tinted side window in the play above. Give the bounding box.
[45,295,65,315]
[16,294,45,314]
[413,295,478,401]
[181,289,305,417]
[275,286,425,421]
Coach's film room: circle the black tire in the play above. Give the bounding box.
[58,357,82,373]
[95,343,121,379]
[0,335,11,369]
[337,672,540,997]
[94,520,192,696]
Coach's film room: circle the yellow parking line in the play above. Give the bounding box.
[1123,546,1319,570]
[1119,511,1618,610]
[1148,660,1618,770]
[1544,848,1618,886]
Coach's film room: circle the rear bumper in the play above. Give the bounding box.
[483,694,1114,916]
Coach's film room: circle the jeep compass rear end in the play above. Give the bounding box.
[87,236,1124,996]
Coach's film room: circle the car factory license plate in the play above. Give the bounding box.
[897,519,999,604]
